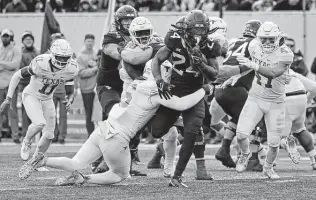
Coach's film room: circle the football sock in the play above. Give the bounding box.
[174,131,197,177]
[265,146,279,166]
[222,138,232,148]
[237,137,250,154]
[24,124,43,143]
[308,149,316,158]
[33,136,52,156]
[162,126,178,175]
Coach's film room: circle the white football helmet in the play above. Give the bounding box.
[50,39,73,69]
[209,16,227,36]
[257,21,281,53]
[129,17,153,49]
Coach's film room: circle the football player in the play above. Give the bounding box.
[18,59,214,186]
[235,21,294,179]
[151,10,220,187]
[95,5,144,175]
[0,39,78,161]
[213,20,266,170]
[280,70,316,169]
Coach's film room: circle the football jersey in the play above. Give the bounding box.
[248,39,294,102]
[107,80,160,140]
[215,37,255,90]
[164,30,221,97]
[97,31,125,91]
[23,54,79,100]
[208,32,228,57]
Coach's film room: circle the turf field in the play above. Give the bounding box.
[0,143,315,200]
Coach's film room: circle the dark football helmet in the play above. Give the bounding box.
[242,20,262,38]
[183,10,210,47]
[114,5,138,35]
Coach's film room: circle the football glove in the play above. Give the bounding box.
[0,97,11,115]
[236,55,259,71]
[156,78,174,100]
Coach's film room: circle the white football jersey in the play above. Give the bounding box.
[23,54,79,100]
[248,39,294,102]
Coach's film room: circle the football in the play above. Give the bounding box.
[121,42,153,65]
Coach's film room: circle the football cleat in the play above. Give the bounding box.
[215,147,236,168]
[93,160,109,174]
[21,139,32,161]
[19,152,45,180]
[263,165,280,179]
[246,157,263,172]
[236,153,251,173]
[54,171,85,186]
[169,176,188,188]
[281,135,300,164]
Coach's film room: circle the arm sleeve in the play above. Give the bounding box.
[6,69,23,98]
[65,85,74,95]
[164,31,177,51]
[156,89,205,111]
[201,40,222,59]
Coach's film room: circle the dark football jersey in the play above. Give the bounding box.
[223,37,255,91]
[164,30,221,97]
[97,31,125,91]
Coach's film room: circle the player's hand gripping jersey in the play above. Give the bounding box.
[248,39,293,102]
[23,54,78,100]
[165,30,221,96]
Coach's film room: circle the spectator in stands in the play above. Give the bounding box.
[161,0,180,11]
[49,33,68,144]
[78,0,98,12]
[53,0,66,12]
[3,0,27,13]
[35,0,44,12]
[273,0,309,10]
[213,0,239,11]
[283,34,308,76]
[0,29,22,143]
[18,31,38,142]
[77,34,98,136]
[252,0,275,11]
[181,0,197,11]
[199,0,216,11]
[239,0,256,10]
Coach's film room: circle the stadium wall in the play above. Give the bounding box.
[1,12,315,74]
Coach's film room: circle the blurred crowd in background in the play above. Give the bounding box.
[0,0,315,13]
[0,24,316,145]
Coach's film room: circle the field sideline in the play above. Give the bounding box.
[0,144,315,200]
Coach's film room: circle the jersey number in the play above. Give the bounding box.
[256,73,272,88]
[223,42,248,63]
[170,32,181,39]
[38,84,58,95]
[172,52,186,75]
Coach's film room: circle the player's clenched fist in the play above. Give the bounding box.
[0,97,11,115]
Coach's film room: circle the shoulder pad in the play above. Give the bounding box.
[68,59,79,74]
[279,45,294,63]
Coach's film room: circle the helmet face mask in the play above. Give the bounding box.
[209,17,227,36]
[257,21,280,53]
[129,17,153,49]
[184,10,209,47]
[114,5,138,35]
[243,20,262,38]
[50,39,73,69]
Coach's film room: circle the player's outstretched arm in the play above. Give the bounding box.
[103,43,121,60]
[217,65,251,78]
[155,84,213,111]
[7,68,30,99]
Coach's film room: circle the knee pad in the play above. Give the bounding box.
[225,121,236,133]
[43,131,54,140]
[31,123,45,133]
[236,131,249,140]
[268,145,279,153]
[162,126,178,141]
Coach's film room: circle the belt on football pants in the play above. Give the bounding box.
[285,90,307,97]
